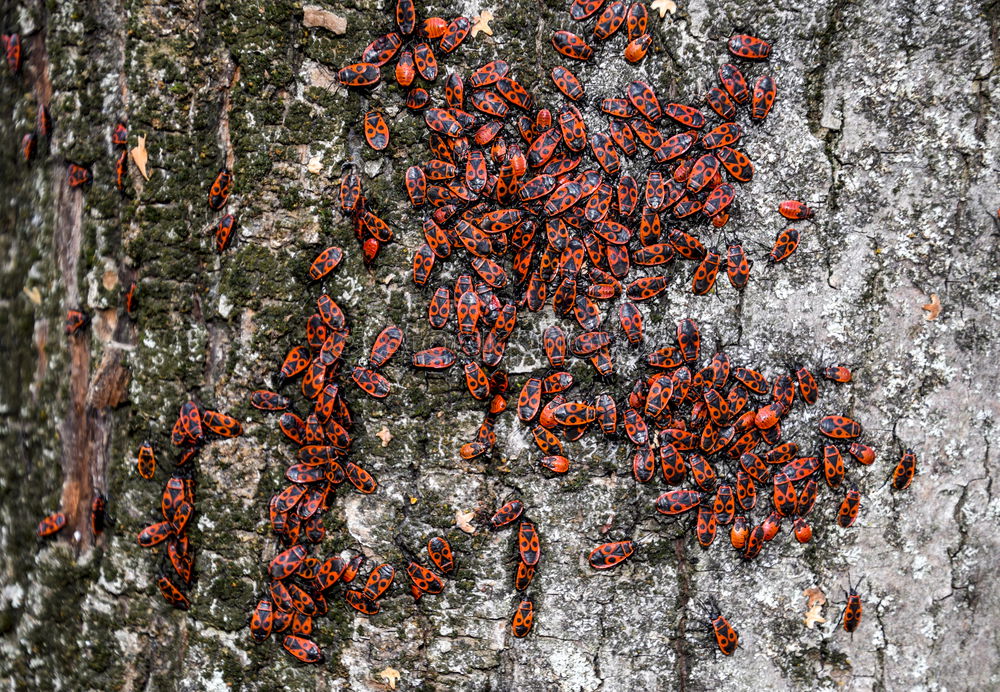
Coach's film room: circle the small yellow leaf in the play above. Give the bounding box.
[471,10,494,37]
[131,135,149,180]
[377,667,401,689]
[922,293,941,320]
[455,509,476,534]
[376,426,393,447]
[23,286,42,305]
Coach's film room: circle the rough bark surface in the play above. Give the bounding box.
[1,0,998,690]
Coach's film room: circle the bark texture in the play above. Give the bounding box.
[0,0,998,690]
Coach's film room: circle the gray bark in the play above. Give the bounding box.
[0,0,998,690]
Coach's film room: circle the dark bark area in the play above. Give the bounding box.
[0,0,998,690]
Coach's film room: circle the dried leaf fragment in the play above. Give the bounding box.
[376,426,393,447]
[455,509,476,534]
[803,603,826,628]
[377,666,401,689]
[922,293,940,320]
[802,586,827,628]
[650,0,677,17]
[471,10,494,37]
[803,586,827,608]
[131,135,149,180]
[303,6,348,34]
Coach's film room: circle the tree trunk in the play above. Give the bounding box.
[1,0,998,690]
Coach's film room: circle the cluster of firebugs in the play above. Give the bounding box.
[24,0,922,666]
[325,0,920,659]
[246,265,461,661]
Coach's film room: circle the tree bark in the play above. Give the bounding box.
[1,0,998,690]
